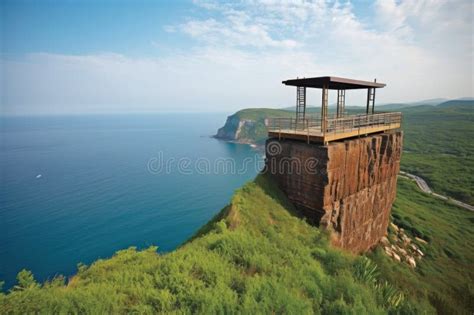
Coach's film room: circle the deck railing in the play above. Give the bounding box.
[267,112,402,137]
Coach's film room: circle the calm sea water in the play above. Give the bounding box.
[0,113,263,290]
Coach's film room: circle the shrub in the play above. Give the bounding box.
[14,270,38,291]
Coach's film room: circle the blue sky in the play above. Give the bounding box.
[2,1,191,56]
[1,0,473,115]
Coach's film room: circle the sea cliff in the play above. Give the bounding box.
[214,108,291,144]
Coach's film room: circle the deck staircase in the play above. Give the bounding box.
[296,86,306,128]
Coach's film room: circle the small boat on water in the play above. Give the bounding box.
[36,174,42,179]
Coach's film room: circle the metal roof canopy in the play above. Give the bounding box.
[282,76,385,90]
[284,76,386,130]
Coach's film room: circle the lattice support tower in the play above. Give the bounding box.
[296,86,306,124]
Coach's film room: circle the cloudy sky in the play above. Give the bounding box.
[1,0,473,115]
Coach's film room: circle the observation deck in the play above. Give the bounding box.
[268,112,402,143]
[267,76,402,143]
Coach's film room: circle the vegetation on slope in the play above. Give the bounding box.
[2,175,428,314]
[372,177,474,314]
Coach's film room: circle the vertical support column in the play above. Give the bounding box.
[321,84,328,134]
[337,89,345,118]
[371,87,376,114]
[366,88,375,114]
[366,88,370,114]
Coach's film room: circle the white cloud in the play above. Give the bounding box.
[182,0,472,102]
[180,13,299,49]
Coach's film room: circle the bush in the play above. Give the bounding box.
[14,270,38,291]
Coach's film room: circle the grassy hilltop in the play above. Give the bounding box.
[1,174,473,313]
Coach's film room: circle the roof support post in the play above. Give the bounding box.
[371,87,376,114]
[366,88,375,114]
[321,84,328,134]
[336,89,345,118]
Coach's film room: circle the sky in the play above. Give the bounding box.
[1,0,473,115]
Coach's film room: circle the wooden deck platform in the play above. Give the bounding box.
[267,112,402,144]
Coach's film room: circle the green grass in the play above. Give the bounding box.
[370,177,474,314]
[1,175,430,314]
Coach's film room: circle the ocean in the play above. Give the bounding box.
[0,113,263,290]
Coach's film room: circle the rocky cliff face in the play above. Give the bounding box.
[265,131,403,253]
[215,114,269,144]
[216,115,255,141]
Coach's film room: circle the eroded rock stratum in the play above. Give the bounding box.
[266,131,403,253]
